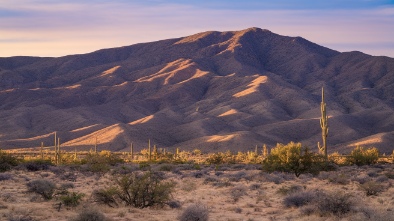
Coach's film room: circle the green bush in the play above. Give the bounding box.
[262,142,332,177]
[115,171,175,208]
[60,192,85,207]
[0,150,19,172]
[360,181,384,196]
[81,151,124,172]
[26,179,56,200]
[22,159,53,171]
[346,146,379,166]
[205,151,236,165]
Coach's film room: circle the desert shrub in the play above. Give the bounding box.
[203,176,219,184]
[92,187,118,208]
[157,163,174,171]
[112,164,138,175]
[70,208,107,221]
[230,185,247,202]
[60,172,77,182]
[205,151,236,164]
[234,207,242,213]
[262,172,285,184]
[167,200,182,209]
[7,208,34,221]
[0,150,19,172]
[328,173,350,185]
[22,159,53,171]
[276,184,304,196]
[328,152,349,165]
[115,171,175,208]
[0,173,13,181]
[352,174,371,184]
[384,171,394,179]
[367,170,380,177]
[60,192,85,207]
[360,181,384,196]
[178,203,209,221]
[283,191,315,207]
[346,146,379,166]
[227,171,247,182]
[48,165,64,175]
[138,162,151,170]
[60,182,75,189]
[315,191,353,216]
[191,171,204,178]
[81,151,124,172]
[375,175,389,183]
[26,179,56,200]
[262,142,331,177]
[249,183,261,190]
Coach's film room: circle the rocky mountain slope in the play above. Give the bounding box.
[1,27,394,153]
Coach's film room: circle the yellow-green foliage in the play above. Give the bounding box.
[0,150,19,172]
[234,151,261,164]
[82,150,124,172]
[60,192,85,207]
[192,149,202,156]
[262,142,329,177]
[205,151,236,164]
[115,171,175,208]
[328,152,348,165]
[347,146,379,166]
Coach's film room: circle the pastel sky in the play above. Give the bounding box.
[1,0,394,57]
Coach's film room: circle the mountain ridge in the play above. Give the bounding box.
[1,27,394,154]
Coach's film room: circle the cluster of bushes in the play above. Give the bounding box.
[26,178,84,208]
[262,142,335,177]
[283,189,354,217]
[0,142,386,178]
[261,142,385,177]
[347,146,379,166]
[0,150,19,172]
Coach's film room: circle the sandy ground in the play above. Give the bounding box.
[1,163,394,221]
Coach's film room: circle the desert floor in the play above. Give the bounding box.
[1,163,394,221]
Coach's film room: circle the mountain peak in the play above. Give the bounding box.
[1,28,394,153]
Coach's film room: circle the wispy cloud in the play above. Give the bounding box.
[0,0,393,57]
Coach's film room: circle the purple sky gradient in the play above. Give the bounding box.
[1,0,393,57]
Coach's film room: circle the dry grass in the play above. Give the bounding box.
[0,164,393,221]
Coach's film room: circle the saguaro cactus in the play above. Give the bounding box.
[263,144,268,158]
[148,139,151,160]
[94,137,98,153]
[153,145,157,160]
[57,138,61,165]
[130,143,134,160]
[40,142,44,159]
[176,148,180,159]
[318,87,328,159]
[54,132,58,164]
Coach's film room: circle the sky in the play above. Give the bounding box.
[1,0,394,57]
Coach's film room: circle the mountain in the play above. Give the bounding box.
[1,27,394,154]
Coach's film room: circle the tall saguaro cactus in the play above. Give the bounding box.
[318,87,328,159]
[130,143,134,160]
[148,139,152,160]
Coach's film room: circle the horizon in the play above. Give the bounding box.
[1,0,394,58]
